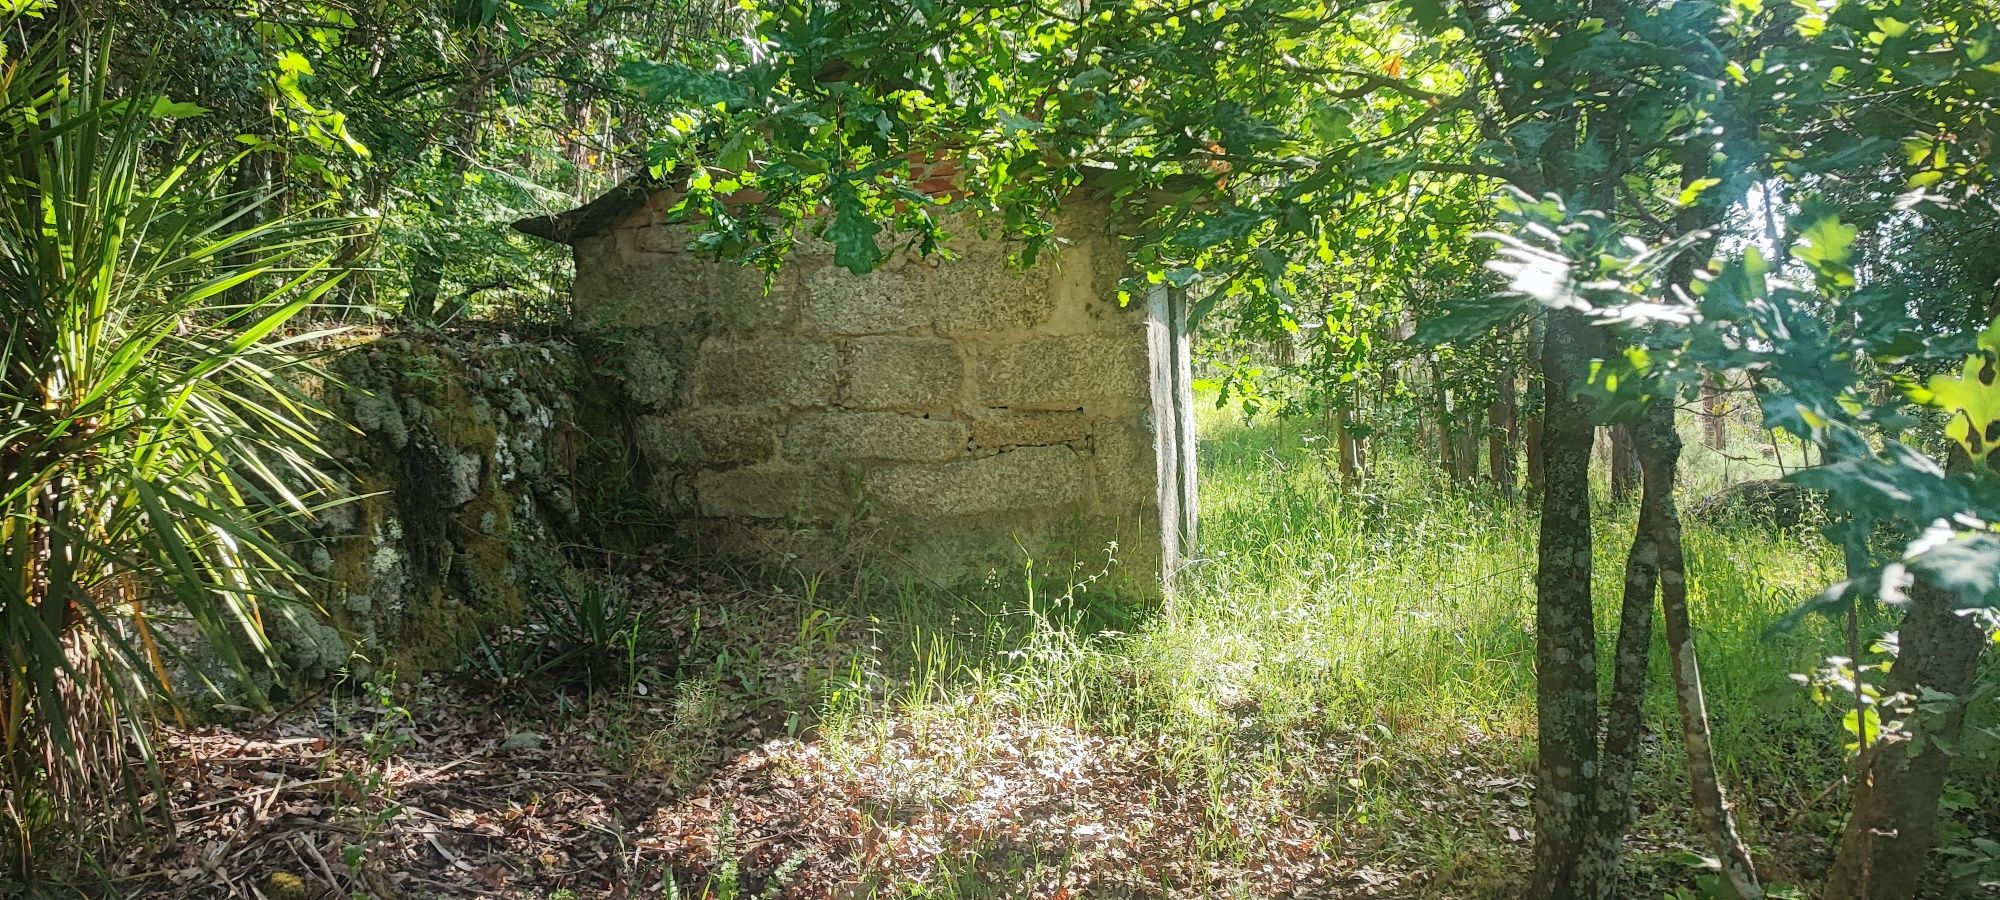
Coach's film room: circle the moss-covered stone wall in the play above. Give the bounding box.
[282,331,644,678]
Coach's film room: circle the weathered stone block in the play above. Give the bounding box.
[783,412,968,463]
[975,334,1149,409]
[632,223,687,255]
[571,236,708,332]
[623,341,685,409]
[801,265,925,334]
[865,445,1085,517]
[706,265,797,334]
[520,189,1189,597]
[697,464,857,520]
[1089,420,1160,508]
[929,244,1057,333]
[844,337,964,410]
[970,409,1092,450]
[637,409,777,468]
[694,339,837,407]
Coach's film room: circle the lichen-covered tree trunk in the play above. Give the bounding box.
[1590,399,1666,899]
[1823,575,1990,900]
[1530,306,1606,899]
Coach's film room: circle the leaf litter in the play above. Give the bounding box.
[108,574,1505,899]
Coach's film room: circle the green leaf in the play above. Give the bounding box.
[1309,103,1354,144]
[1906,534,2000,609]
[1403,0,1451,32]
[149,97,207,119]
[827,181,884,275]
[275,50,314,77]
[1873,15,1911,37]
[1675,177,1722,208]
[1413,295,1529,345]
[1792,215,1858,283]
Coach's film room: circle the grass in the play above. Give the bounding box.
[540,396,1995,898]
[124,394,1987,899]
[765,397,1948,897]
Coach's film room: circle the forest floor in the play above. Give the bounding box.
[112,407,1999,899]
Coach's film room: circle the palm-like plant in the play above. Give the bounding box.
[1,23,360,878]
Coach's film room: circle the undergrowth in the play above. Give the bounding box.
[770,400,1997,897]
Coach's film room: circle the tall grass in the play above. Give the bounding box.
[808,397,1894,893]
[0,24,358,880]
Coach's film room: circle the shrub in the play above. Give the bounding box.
[0,21,359,880]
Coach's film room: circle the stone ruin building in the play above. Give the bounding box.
[515,179,1197,598]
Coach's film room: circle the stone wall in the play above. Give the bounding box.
[558,195,1195,596]
[283,331,652,679]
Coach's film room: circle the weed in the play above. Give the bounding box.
[464,575,673,697]
[329,674,412,888]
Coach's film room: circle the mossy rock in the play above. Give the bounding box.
[1688,479,1825,530]
[294,330,636,677]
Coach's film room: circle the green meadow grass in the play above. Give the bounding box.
[784,399,1986,896]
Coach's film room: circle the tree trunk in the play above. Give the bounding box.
[406,149,473,323]
[1525,313,1547,497]
[1530,307,1606,899]
[1352,386,1369,477]
[1439,386,1461,481]
[1823,573,1990,899]
[223,150,272,308]
[1491,353,1518,497]
[406,47,492,325]
[1590,400,1664,899]
[1336,405,1361,484]
[1650,149,1763,896]
[1456,405,1482,482]
[1609,424,1639,503]
[1701,371,1729,451]
[1650,402,1764,898]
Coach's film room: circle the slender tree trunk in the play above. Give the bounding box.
[1590,399,1665,899]
[1649,147,1764,896]
[1336,405,1360,484]
[1525,314,1547,497]
[1823,564,1991,899]
[1439,383,1461,481]
[1456,404,1482,482]
[406,147,475,323]
[223,150,271,308]
[1649,403,1764,898]
[1530,307,1605,899]
[1702,371,1729,451]
[407,47,492,324]
[1352,384,1369,478]
[1609,424,1639,503]
[1492,353,1518,496]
